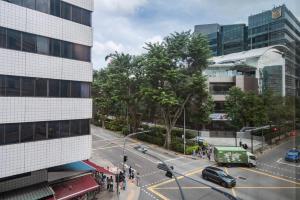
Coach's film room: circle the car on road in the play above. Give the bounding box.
[202,166,236,188]
[134,144,148,153]
[285,149,300,162]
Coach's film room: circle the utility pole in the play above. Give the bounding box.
[183,107,186,155]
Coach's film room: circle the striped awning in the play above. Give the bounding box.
[0,183,54,200]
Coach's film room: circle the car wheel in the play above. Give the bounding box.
[248,163,253,168]
[221,182,228,188]
[202,175,207,180]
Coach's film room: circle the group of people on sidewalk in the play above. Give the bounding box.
[94,165,140,195]
[193,145,213,161]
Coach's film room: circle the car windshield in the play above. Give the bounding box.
[218,171,230,178]
[287,151,298,156]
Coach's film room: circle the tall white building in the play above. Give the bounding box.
[0,0,93,194]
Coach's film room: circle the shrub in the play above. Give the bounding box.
[186,145,199,155]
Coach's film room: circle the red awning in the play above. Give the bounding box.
[51,175,99,200]
[83,160,115,175]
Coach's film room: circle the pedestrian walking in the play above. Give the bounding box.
[122,178,127,190]
[106,177,109,190]
[207,152,211,161]
[129,166,132,179]
[136,172,140,186]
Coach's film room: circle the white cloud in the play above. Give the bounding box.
[93,41,124,56]
[94,0,148,15]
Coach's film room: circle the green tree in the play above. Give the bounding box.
[142,31,211,149]
[105,52,145,132]
[92,69,113,128]
[225,87,267,129]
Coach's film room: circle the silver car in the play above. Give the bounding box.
[134,145,148,153]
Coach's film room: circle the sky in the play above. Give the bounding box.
[92,0,299,69]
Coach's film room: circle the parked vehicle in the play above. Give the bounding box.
[285,149,300,162]
[214,146,256,167]
[134,145,148,153]
[202,166,236,188]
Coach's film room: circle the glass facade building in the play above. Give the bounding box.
[221,24,248,55]
[248,5,300,96]
[195,4,300,96]
[194,24,248,56]
[194,24,221,56]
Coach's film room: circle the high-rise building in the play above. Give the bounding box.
[248,5,300,96]
[194,24,248,56]
[194,23,222,56]
[221,24,248,55]
[0,0,93,195]
[195,4,300,96]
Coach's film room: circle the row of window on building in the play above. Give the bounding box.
[0,75,90,98]
[0,119,90,146]
[0,27,91,62]
[2,0,91,26]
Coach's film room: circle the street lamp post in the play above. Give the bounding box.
[122,130,151,171]
[183,107,186,155]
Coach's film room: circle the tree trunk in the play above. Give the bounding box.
[164,125,172,149]
[100,114,106,128]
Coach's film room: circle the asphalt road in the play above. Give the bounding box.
[90,125,300,200]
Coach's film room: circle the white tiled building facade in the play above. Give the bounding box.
[0,0,93,190]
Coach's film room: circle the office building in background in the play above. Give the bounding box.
[195,4,299,96]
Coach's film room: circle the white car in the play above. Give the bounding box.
[134,145,148,153]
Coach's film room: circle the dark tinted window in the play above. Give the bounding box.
[6,76,20,96]
[62,41,72,59]
[82,10,91,26]
[35,122,46,140]
[49,79,60,97]
[60,121,70,137]
[21,123,34,142]
[5,124,19,144]
[71,81,80,97]
[21,77,35,96]
[73,44,90,61]
[61,80,70,97]
[81,82,90,98]
[23,0,36,9]
[7,29,21,50]
[0,27,6,48]
[0,125,4,145]
[37,36,49,55]
[61,2,72,20]
[50,0,61,17]
[0,75,5,96]
[50,39,61,57]
[48,121,60,138]
[22,32,36,53]
[81,119,90,135]
[36,0,50,14]
[70,120,80,136]
[36,78,47,97]
[72,6,81,23]
[6,0,22,5]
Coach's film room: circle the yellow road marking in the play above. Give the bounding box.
[149,168,203,189]
[148,186,170,200]
[148,167,203,199]
[241,168,300,185]
[224,167,237,197]
[153,186,300,190]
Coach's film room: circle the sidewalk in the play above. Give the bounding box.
[90,157,140,200]
[96,180,140,200]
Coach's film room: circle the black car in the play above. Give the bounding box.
[202,166,236,188]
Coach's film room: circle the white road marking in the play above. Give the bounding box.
[125,147,159,164]
[135,163,142,168]
[164,157,184,162]
[276,158,300,168]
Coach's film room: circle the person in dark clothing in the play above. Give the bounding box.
[129,166,132,179]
